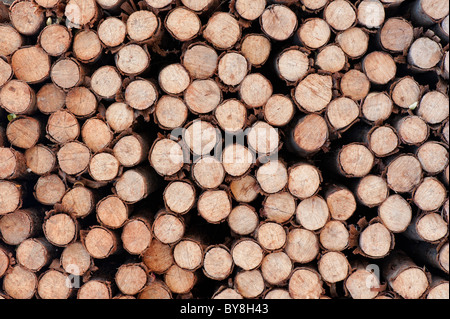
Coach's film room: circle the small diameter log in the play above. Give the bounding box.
[240,34,271,68]
[149,138,184,177]
[198,190,232,224]
[16,238,54,272]
[152,211,185,245]
[326,97,360,132]
[390,76,421,110]
[256,160,288,194]
[96,195,129,229]
[115,263,148,296]
[318,251,350,284]
[81,118,113,153]
[285,227,320,264]
[164,264,196,295]
[218,51,249,87]
[356,175,389,207]
[378,194,412,233]
[125,79,158,111]
[105,102,136,133]
[66,87,98,118]
[261,252,293,286]
[255,221,287,251]
[0,57,13,87]
[234,269,265,299]
[34,174,66,206]
[37,269,73,299]
[173,239,203,271]
[316,45,347,73]
[6,116,42,149]
[214,99,247,133]
[38,24,71,57]
[222,143,254,177]
[357,0,385,29]
[163,180,196,215]
[90,66,122,100]
[417,91,449,125]
[98,17,126,48]
[126,10,160,44]
[412,0,449,26]
[203,12,241,50]
[324,0,356,31]
[413,177,447,212]
[325,185,357,221]
[416,141,449,175]
[138,280,172,299]
[340,70,371,102]
[227,204,259,236]
[276,47,309,84]
[297,18,331,50]
[77,280,112,299]
[65,0,99,29]
[61,186,95,219]
[362,51,396,85]
[142,239,174,274]
[183,120,220,156]
[344,262,381,299]
[82,226,119,259]
[386,154,423,193]
[121,216,152,255]
[319,221,350,252]
[153,97,187,129]
[46,110,79,144]
[405,212,448,243]
[382,250,429,299]
[395,115,429,145]
[358,221,393,258]
[0,147,27,180]
[289,267,324,299]
[229,175,260,203]
[408,37,443,71]
[50,57,84,90]
[181,43,218,80]
[231,239,263,272]
[114,167,158,204]
[0,80,36,115]
[9,0,44,36]
[0,208,40,245]
[158,63,190,96]
[336,27,369,59]
[11,46,50,84]
[289,114,329,156]
[263,95,295,127]
[184,79,222,114]
[192,156,225,189]
[36,84,66,115]
[113,133,149,168]
[165,7,201,42]
[0,24,22,57]
[337,143,375,178]
[288,163,322,200]
[293,73,332,113]
[239,73,273,108]
[378,18,413,53]
[295,196,330,231]
[203,245,234,281]
[0,181,22,216]
[260,5,297,41]
[43,212,78,247]
[88,152,120,182]
[57,141,91,176]
[2,265,37,299]
[115,44,150,76]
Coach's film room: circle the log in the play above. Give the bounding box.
[325,185,357,221]
[202,245,233,281]
[159,63,190,96]
[2,265,37,299]
[239,73,273,108]
[256,160,288,194]
[0,212,41,246]
[142,238,174,274]
[260,4,298,41]
[285,227,320,264]
[239,34,271,67]
[417,91,449,125]
[386,154,423,193]
[65,0,99,29]
[378,18,413,53]
[378,194,412,233]
[0,24,22,56]
[218,51,249,87]
[214,99,247,133]
[165,7,201,42]
[416,141,448,175]
[0,57,13,87]
[66,87,98,118]
[38,24,72,57]
[317,251,350,284]
[288,163,322,200]
[288,114,329,157]
[356,175,389,207]
[297,18,331,50]
[427,277,449,299]
[336,27,369,59]
[293,73,333,113]
[231,238,264,271]
[357,0,385,29]
[197,189,231,224]
[96,195,129,229]
[0,146,27,180]
[411,0,449,26]
[138,280,172,299]
[413,177,447,212]
[316,44,347,73]
[319,221,349,252]
[288,267,324,299]
[233,0,265,21]
[324,0,356,31]
[382,250,430,299]
[105,102,136,133]
[81,118,113,153]
[11,46,50,84]
[9,0,44,36]
[229,174,260,203]
[173,238,204,271]
[203,12,241,50]
[113,133,149,168]
[336,143,375,178]
[181,43,218,80]
[60,241,93,276]
[234,269,265,298]
[145,0,174,10]
[89,152,120,182]
[37,269,73,299]
[122,216,152,255]
[181,0,218,12]
[154,95,188,130]
[191,156,225,189]
[362,51,397,85]
[90,65,122,100]
[57,141,91,176]
[340,70,371,102]
[358,220,394,258]
[227,204,259,236]
[276,47,309,85]
[82,226,119,259]
[404,212,448,243]
[0,181,23,216]
[36,83,66,115]
[115,263,148,296]
[77,279,112,299]
[344,261,381,299]
[126,10,160,43]
[163,180,196,215]
[50,57,84,90]
[152,211,185,245]
[247,121,279,156]
[16,238,54,272]
[42,212,78,247]
[34,174,66,206]
[115,44,150,76]
[408,37,443,71]
[184,79,222,114]
[183,120,220,156]
[97,17,126,48]
[255,221,287,251]
[222,143,254,177]
[395,115,429,145]
[261,251,293,286]
[295,196,329,231]
[263,94,295,127]
[164,264,196,295]
[114,167,158,204]
[46,110,80,145]
[326,97,360,132]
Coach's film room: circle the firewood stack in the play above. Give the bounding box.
[0,0,448,300]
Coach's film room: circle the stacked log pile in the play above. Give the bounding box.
[0,0,448,300]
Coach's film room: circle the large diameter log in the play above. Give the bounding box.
[217,51,249,87]
[81,118,113,153]
[382,250,430,299]
[96,195,129,229]
[46,110,80,145]
[11,46,50,84]
[149,138,184,177]
[336,143,375,178]
[89,152,120,182]
[427,277,449,299]
[125,79,158,111]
